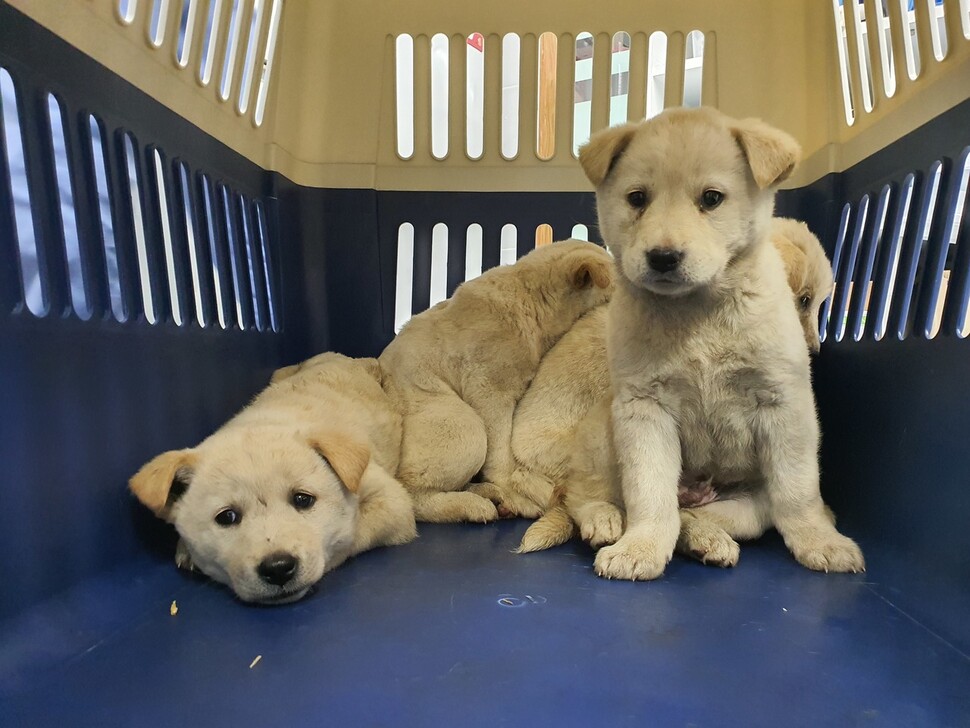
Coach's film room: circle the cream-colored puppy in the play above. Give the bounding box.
[379,241,613,523]
[771,218,834,353]
[130,353,417,604]
[567,107,863,580]
[510,217,833,526]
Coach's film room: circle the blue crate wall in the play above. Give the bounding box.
[0,5,301,618]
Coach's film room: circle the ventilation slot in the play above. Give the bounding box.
[48,94,91,320]
[610,32,631,126]
[683,30,704,108]
[429,222,448,307]
[88,115,125,322]
[119,0,139,25]
[832,0,857,125]
[199,0,224,86]
[1,69,45,316]
[219,0,244,102]
[465,223,483,282]
[899,0,922,80]
[821,203,853,342]
[924,148,969,338]
[177,162,206,327]
[502,33,521,160]
[466,33,485,160]
[201,175,229,329]
[571,224,589,241]
[253,0,282,127]
[573,32,593,157]
[500,224,518,265]
[395,34,414,159]
[536,32,557,161]
[149,0,170,48]
[176,0,200,68]
[535,223,554,248]
[394,222,414,333]
[431,33,450,160]
[123,133,156,324]
[237,0,266,116]
[646,31,667,119]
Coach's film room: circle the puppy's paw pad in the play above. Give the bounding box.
[580,505,624,548]
[792,534,865,573]
[594,539,669,581]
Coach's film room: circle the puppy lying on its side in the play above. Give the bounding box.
[510,217,834,526]
[379,241,613,523]
[534,108,862,580]
[130,353,416,604]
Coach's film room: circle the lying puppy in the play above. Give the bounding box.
[556,108,862,580]
[379,240,613,523]
[130,353,416,604]
[510,217,833,526]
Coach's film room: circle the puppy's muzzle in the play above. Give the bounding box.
[257,552,299,586]
[646,248,684,274]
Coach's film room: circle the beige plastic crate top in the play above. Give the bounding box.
[12,0,970,192]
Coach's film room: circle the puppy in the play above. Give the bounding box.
[129,353,417,604]
[558,107,862,580]
[770,217,834,353]
[511,217,833,530]
[379,241,613,523]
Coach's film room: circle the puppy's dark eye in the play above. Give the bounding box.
[292,492,316,511]
[799,294,812,311]
[700,189,724,210]
[627,189,648,209]
[214,508,241,527]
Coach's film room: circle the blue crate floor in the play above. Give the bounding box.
[2,521,969,727]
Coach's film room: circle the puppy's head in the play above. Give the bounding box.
[579,108,801,296]
[130,428,369,604]
[770,217,833,353]
[513,239,614,327]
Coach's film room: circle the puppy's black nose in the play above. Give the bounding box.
[647,248,683,273]
[258,553,298,586]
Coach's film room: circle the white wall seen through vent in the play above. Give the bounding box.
[573,32,593,157]
[646,31,667,119]
[430,223,448,306]
[466,33,485,160]
[683,31,704,108]
[430,33,449,160]
[253,0,283,127]
[502,33,520,160]
[610,32,631,126]
[394,223,414,333]
[500,224,517,265]
[465,224,483,281]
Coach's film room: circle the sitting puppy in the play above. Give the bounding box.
[379,241,613,523]
[130,353,417,604]
[547,108,862,580]
[509,217,834,527]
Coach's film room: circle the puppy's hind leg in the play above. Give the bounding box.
[397,393,498,523]
[469,467,554,520]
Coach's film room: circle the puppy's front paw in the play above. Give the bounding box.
[787,530,865,573]
[594,534,672,581]
[578,503,624,548]
[677,518,739,568]
[174,539,196,571]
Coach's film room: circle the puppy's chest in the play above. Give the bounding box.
[657,356,782,478]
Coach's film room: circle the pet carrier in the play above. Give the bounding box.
[1,0,968,724]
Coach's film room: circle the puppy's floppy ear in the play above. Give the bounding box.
[770,231,807,294]
[731,118,801,188]
[309,434,370,493]
[571,254,613,290]
[578,123,639,187]
[270,363,300,384]
[130,449,197,519]
[357,357,383,384]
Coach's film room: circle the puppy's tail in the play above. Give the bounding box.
[516,485,575,553]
